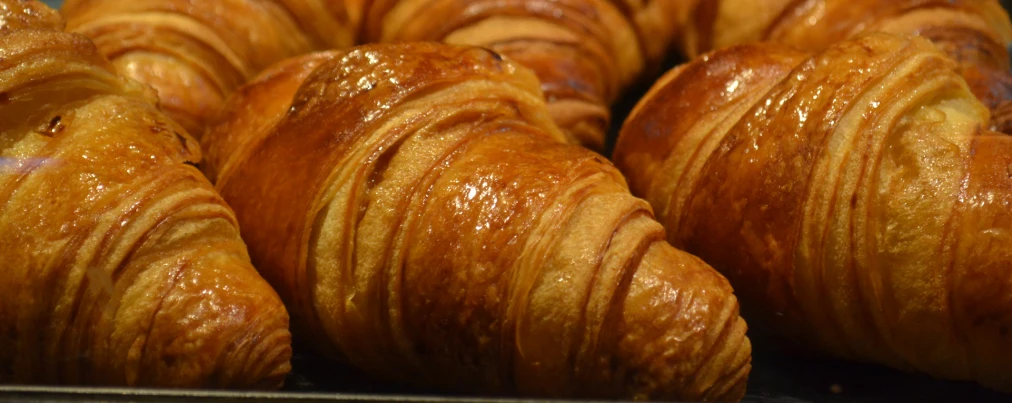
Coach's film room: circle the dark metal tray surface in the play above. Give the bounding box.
[3,345,1011,403]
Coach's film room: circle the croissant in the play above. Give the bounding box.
[359,0,680,151]
[614,32,1012,392]
[59,0,358,136]
[0,0,291,389]
[61,0,679,151]
[202,42,751,401]
[671,0,1012,131]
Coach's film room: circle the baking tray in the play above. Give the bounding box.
[277,344,1012,403]
[11,0,1012,402]
[2,346,1010,403]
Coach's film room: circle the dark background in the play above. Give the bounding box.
[23,1,1012,402]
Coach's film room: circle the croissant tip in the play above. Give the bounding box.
[217,314,294,390]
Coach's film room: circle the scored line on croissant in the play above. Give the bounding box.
[614,32,1012,392]
[202,42,751,400]
[0,0,292,389]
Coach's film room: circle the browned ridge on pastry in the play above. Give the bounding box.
[615,32,1012,393]
[0,0,291,389]
[61,0,680,152]
[359,0,680,151]
[60,0,359,136]
[670,0,1012,132]
[202,42,751,401]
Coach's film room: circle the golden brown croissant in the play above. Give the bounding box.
[59,0,359,136]
[202,42,751,401]
[671,0,1012,130]
[0,0,291,389]
[61,0,680,151]
[615,32,1012,392]
[360,0,680,151]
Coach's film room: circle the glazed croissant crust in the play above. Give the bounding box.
[203,42,751,401]
[671,0,1012,130]
[0,0,291,389]
[615,32,1012,392]
[60,0,359,136]
[61,0,679,151]
[360,0,680,151]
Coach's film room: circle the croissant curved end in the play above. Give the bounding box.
[133,250,293,389]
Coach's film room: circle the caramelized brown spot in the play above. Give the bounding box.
[991,101,1012,134]
[484,48,505,62]
[40,115,64,137]
[174,131,188,147]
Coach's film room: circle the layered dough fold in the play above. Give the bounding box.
[204,43,751,401]
[61,0,359,135]
[669,0,1012,130]
[61,0,681,151]
[0,0,291,389]
[615,32,1012,392]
